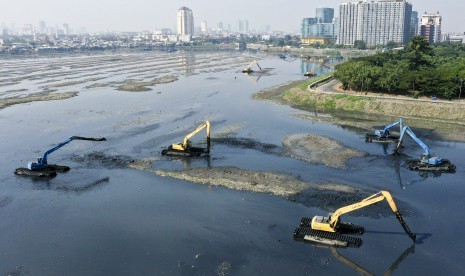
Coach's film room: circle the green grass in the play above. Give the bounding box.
[332,94,365,101]
[322,100,336,109]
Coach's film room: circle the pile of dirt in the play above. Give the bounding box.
[282,134,365,169]
[0,91,78,110]
[116,75,178,92]
[153,166,357,197]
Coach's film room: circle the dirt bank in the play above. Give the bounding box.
[255,80,465,142]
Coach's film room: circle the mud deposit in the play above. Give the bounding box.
[116,76,178,92]
[0,91,77,110]
[282,134,365,169]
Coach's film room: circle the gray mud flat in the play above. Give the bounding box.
[282,134,365,169]
[0,91,77,110]
[152,166,358,197]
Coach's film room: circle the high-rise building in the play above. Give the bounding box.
[410,11,419,38]
[201,20,208,34]
[63,23,69,35]
[177,6,194,35]
[337,0,413,46]
[39,20,46,34]
[236,20,249,33]
[301,8,337,45]
[316,8,334,23]
[420,12,442,44]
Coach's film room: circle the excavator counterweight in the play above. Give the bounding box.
[294,191,416,247]
[162,121,211,157]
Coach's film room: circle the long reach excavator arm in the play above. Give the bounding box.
[171,121,210,151]
[311,191,416,242]
[396,126,430,157]
[242,60,261,73]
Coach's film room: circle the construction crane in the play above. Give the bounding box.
[242,60,261,74]
[395,126,456,172]
[294,190,416,247]
[162,121,211,157]
[14,136,106,177]
[365,118,403,143]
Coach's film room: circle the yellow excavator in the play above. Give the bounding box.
[161,121,211,157]
[242,60,262,74]
[294,191,416,247]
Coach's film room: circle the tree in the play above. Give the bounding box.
[353,40,366,50]
[385,41,398,50]
[402,36,434,70]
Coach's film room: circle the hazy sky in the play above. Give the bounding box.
[1,0,464,33]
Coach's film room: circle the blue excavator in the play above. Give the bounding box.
[15,136,106,177]
[366,118,403,142]
[394,126,455,172]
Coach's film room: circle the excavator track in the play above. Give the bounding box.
[365,134,399,143]
[294,226,363,247]
[299,217,365,234]
[14,167,57,178]
[406,159,456,172]
[161,146,209,157]
[46,164,71,172]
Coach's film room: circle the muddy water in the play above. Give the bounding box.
[0,51,464,275]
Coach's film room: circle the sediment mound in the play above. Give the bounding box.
[282,134,365,169]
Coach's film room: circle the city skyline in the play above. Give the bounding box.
[1,0,464,34]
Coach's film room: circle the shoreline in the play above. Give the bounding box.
[254,78,465,142]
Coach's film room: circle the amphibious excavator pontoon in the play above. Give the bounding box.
[14,136,106,177]
[161,121,211,157]
[294,191,416,247]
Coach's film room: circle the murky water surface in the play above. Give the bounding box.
[1,51,464,275]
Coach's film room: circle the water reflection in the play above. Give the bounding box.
[310,244,415,275]
[30,176,110,194]
[301,57,332,76]
[178,51,196,76]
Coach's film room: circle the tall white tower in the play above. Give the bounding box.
[177,7,194,35]
[337,0,412,46]
[420,12,442,44]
